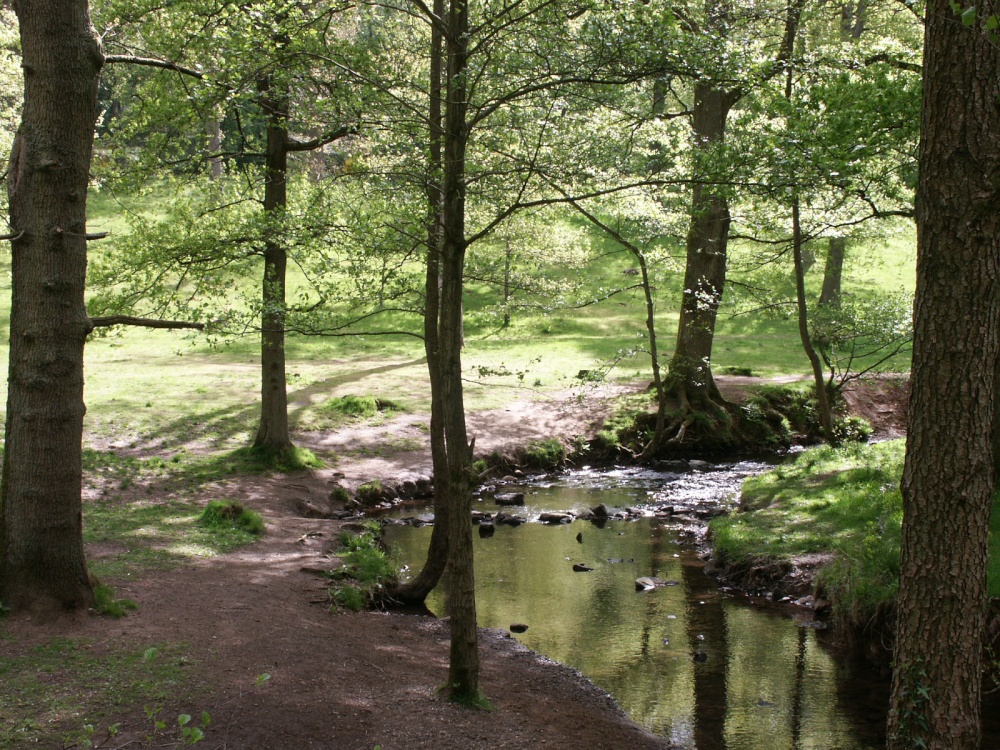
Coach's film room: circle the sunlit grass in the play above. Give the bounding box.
[711,440,1000,628]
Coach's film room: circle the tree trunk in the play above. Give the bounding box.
[385,0,449,605]
[440,0,480,701]
[819,236,845,306]
[252,76,293,454]
[636,250,668,460]
[792,201,836,444]
[886,3,1000,747]
[669,79,735,406]
[0,0,102,613]
[206,111,223,181]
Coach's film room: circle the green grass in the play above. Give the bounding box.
[328,523,397,610]
[198,500,266,536]
[85,494,265,580]
[711,440,1000,628]
[0,637,197,749]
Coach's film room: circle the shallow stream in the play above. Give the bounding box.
[383,464,996,749]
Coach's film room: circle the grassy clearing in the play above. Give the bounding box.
[711,440,1000,628]
[0,197,917,459]
[0,638,198,749]
[85,491,265,580]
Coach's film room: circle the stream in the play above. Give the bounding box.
[382,463,998,749]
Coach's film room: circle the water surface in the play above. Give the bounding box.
[383,464,972,749]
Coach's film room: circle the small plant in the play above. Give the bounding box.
[177,711,211,745]
[199,500,265,536]
[92,583,138,618]
[328,524,397,610]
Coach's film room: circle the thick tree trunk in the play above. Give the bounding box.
[253,77,293,454]
[886,3,1000,747]
[440,0,480,700]
[0,0,102,613]
[670,81,735,406]
[819,236,845,306]
[386,1,449,605]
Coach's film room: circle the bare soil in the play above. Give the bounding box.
[1,377,907,750]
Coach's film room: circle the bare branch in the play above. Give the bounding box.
[103,54,204,79]
[89,315,205,330]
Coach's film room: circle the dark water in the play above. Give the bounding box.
[383,465,991,749]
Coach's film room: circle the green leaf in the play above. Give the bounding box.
[143,646,159,662]
[961,6,977,25]
[985,13,999,29]
[178,714,192,727]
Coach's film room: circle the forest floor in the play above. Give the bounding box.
[0,376,908,750]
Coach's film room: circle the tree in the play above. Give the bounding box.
[0,0,103,613]
[886,2,1000,747]
[91,0,357,457]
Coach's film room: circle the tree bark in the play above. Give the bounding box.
[886,2,1000,747]
[385,0,449,605]
[440,0,480,701]
[0,0,103,613]
[792,201,836,444]
[669,79,734,406]
[819,236,845,306]
[252,75,293,454]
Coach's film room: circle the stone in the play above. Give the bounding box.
[478,523,495,538]
[495,493,526,506]
[591,504,610,518]
[538,512,573,524]
[688,460,711,471]
[635,576,680,591]
[572,563,594,572]
[509,623,529,633]
[495,513,526,527]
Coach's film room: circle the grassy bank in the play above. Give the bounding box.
[710,440,1000,631]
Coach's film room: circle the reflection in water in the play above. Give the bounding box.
[385,466,890,749]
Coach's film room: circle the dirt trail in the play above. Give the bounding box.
[3,383,669,750]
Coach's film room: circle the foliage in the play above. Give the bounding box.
[811,290,914,389]
[712,440,1000,633]
[328,523,397,610]
[748,383,871,443]
[520,439,566,470]
[198,500,266,537]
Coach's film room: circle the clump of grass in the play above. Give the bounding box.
[228,445,323,473]
[319,395,404,419]
[521,438,565,469]
[92,582,139,618]
[328,523,397,611]
[199,500,265,536]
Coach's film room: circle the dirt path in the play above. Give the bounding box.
[4,383,671,750]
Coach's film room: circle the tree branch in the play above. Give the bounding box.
[89,315,205,330]
[285,125,357,152]
[103,54,204,79]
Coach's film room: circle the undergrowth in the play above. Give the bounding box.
[711,440,1000,633]
[327,522,397,611]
